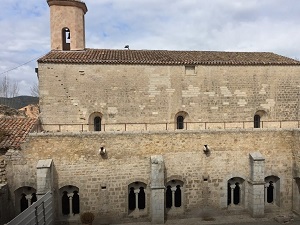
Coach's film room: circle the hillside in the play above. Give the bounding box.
[0,96,38,109]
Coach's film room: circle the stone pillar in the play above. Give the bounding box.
[68,193,73,214]
[171,187,176,208]
[150,155,165,224]
[248,152,265,217]
[230,184,235,206]
[36,159,53,198]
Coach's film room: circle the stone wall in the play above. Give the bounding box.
[38,64,300,131]
[0,156,13,224]
[5,129,297,222]
[0,157,6,184]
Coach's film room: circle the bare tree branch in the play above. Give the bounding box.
[30,82,39,97]
[0,75,20,98]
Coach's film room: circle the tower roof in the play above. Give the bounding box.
[47,0,87,14]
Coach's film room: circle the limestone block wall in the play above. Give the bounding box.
[292,130,300,178]
[0,157,6,183]
[4,129,296,221]
[38,63,300,131]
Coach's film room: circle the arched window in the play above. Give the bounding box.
[62,27,70,51]
[254,110,267,128]
[72,191,80,214]
[227,177,244,207]
[128,187,136,210]
[265,176,280,206]
[20,194,28,212]
[59,185,80,216]
[89,112,103,131]
[175,111,188,130]
[267,181,274,203]
[62,191,70,215]
[138,187,145,209]
[227,183,231,205]
[177,116,184,129]
[94,116,101,131]
[31,193,37,205]
[165,179,184,212]
[233,183,240,205]
[174,185,182,207]
[128,182,147,216]
[14,186,37,214]
[254,115,260,128]
[166,186,172,208]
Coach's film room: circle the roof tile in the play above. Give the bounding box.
[38,49,300,65]
[0,118,37,150]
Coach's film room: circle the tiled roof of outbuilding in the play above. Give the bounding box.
[0,118,37,150]
[38,49,300,65]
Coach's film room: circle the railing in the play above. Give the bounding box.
[6,192,53,225]
[36,120,300,133]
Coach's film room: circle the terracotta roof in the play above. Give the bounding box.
[38,49,300,65]
[0,118,38,150]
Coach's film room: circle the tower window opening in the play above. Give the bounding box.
[62,28,71,51]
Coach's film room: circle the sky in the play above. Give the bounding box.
[1,0,300,96]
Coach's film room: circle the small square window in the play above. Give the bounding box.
[185,65,196,75]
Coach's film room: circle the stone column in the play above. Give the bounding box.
[171,187,176,208]
[248,152,265,217]
[68,193,73,214]
[36,159,53,198]
[150,155,165,224]
[134,189,139,210]
[230,184,235,206]
[264,184,268,203]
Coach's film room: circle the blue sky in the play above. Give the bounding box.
[1,0,300,96]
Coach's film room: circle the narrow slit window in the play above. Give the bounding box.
[128,187,136,210]
[20,194,28,212]
[174,185,182,207]
[166,186,172,208]
[254,115,260,128]
[233,183,240,205]
[94,116,101,131]
[177,116,184,129]
[267,181,274,203]
[62,191,70,215]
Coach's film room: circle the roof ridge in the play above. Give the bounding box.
[37,49,300,65]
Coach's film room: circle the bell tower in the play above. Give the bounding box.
[47,0,88,51]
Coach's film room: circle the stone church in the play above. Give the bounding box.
[1,0,300,224]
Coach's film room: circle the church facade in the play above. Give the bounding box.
[2,0,300,224]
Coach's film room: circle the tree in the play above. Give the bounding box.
[30,82,39,97]
[0,75,19,98]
